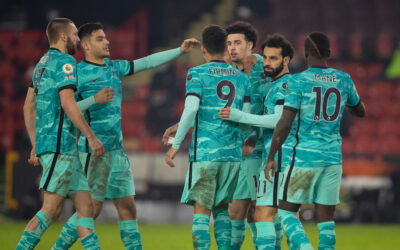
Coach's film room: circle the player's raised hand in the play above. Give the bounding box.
[264,159,276,183]
[165,147,178,167]
[180,38,200,53]
[94,86,114,104]
[162,123,178,145]
[219,107,231,120]
[87,136,105,157]
[28,147,40,167]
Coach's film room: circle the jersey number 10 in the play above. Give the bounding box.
[312,86,341,122]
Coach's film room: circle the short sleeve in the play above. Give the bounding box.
[56,56,77,92]
[284,77,301,111]
[346,76,361,107]
[114,60,134,77]
[185,68,202,99]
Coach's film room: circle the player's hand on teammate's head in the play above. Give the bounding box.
[165,147,178,167]
[162,123,178,145]
[264,160,276,183]
[88,136,105,156]
[218,107,231,120]
[180,38,200,53]
[28,147,40,167]
[94,86,114,104]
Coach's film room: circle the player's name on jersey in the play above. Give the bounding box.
[314,73,337,83]
[208,67,240,76]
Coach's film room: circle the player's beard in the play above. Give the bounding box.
[264,61,284,78]
[66,37,77,55]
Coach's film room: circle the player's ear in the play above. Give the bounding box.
[247,41,254,51]
[80,39,89,51]
[201,45,206,55]
[283,56,290,66]
[60,32,67,42]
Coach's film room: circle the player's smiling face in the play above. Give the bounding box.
[88,29,110,58]
[227,33,252,64]
[263,46,285,78]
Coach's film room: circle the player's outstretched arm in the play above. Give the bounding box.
[23,87,40,166]
[219,105,283,128]
[77,86,114,112]
[265,108,297,182]
[165,95,200,167]
[346,100,366,117]
[133,38,200,74]
[59,89,105,156]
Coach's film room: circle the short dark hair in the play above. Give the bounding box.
[78,22,104,40]
[305,32,330,58]
[226,21,258,48]
[202,24,227,55]
[46,18,74,44]
[261,34,294,59]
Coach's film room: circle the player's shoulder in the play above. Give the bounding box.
[57,52,76,64]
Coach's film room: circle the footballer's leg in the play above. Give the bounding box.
[106,149,142,249]
[193,202,212,250]
[16,192,63,249]
[71,190,100,249]
[213,203,231,250]
[314,164,342,250]
[52,153,104,250]
[112,196,142,250]
[229,199,251,249]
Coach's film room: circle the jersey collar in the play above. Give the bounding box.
[272,73,289,82]
[210,60,226,63]
[49,48,61,53]
[83,59,106,67]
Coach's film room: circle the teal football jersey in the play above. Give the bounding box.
[245,53,272,159]
[283,67,361,167]
[262,73,292,171]
[185,60,250,162]
[32,48,78,156]
[77,58,133,152]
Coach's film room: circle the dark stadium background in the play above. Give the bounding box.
[1,0,400,224]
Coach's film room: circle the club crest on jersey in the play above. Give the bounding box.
[62,63,73,74]
[282,83,288,90]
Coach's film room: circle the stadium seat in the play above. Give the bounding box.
[368,81,394,100]
[18,30,42,44]
[349,120,377,137]
[133,85,150,101]
[0,63,16,80]
[353,137,378,154]
[140,136,163,152]
[0,30,15,48]
[376,120,400,138]
[380,137,400,154]
[366,63,384,79]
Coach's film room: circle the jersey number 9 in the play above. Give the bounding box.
[217,80,236,107]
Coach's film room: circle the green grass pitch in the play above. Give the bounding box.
[3,222,400,249]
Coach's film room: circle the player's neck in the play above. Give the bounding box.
[307,57,328,68]
[49,43,67,54]
[205,54,225,63]
[85,54,105,65]
[271,68,289,81]
[231,61,244,70]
